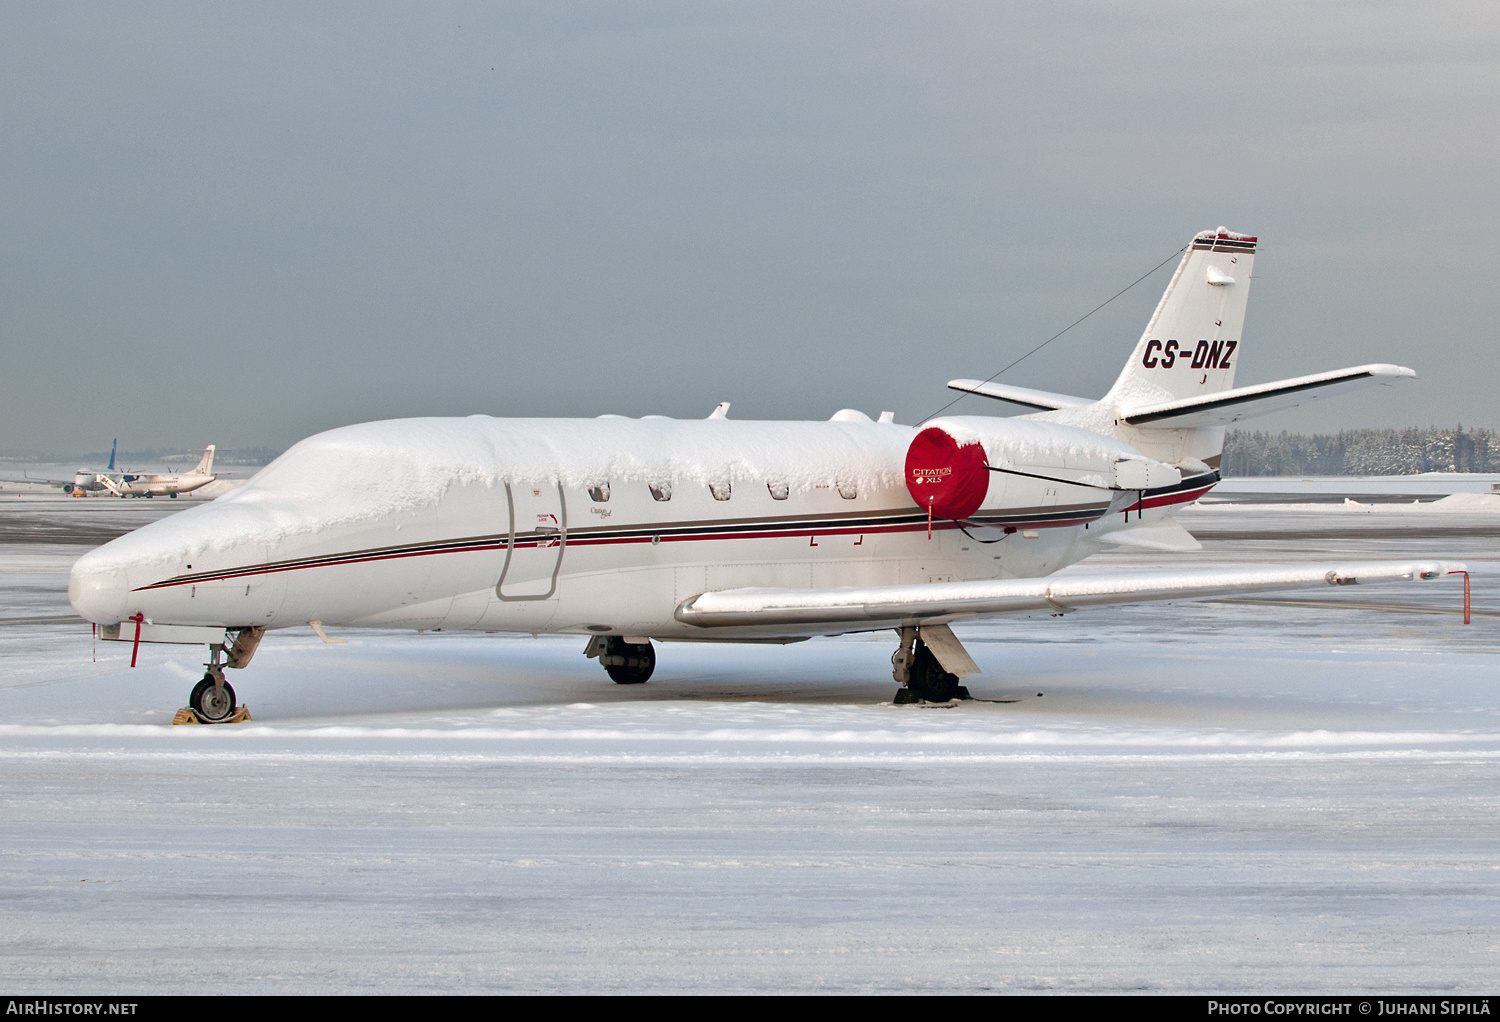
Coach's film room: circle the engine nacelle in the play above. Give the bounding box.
[904,426,990,520]
[905,416,1181,519]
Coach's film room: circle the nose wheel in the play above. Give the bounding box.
[190,670,237,722]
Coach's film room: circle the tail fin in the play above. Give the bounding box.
[981,227,1412,471]
[1104,228,1255,409]
[1030,228,1256,468]
[193,445,215,476]
[108,439,117,472]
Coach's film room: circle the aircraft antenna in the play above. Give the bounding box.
[915,242,1187,426]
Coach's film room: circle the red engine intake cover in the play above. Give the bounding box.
[904,427,989,520]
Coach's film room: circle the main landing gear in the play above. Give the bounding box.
[584,636,656,684]
[187,628,265,723]
[891,626,972,704]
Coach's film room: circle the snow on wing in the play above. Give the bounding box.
[1120,364,1416,429]
[675,561,1464,627]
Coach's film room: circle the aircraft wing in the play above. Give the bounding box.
[1120,364,1415,428]
[0,475,69,487]
[675,560,1462,628]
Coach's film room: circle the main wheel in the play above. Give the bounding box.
[908,644,970,702]
[602,638,655,685]
[189,675,237,722]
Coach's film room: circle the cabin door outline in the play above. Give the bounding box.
[496,481,567,600]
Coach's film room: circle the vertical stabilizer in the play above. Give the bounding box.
[1036,228,1256,467]
[1104,228,1255,410]
[194,445,216,477]
[108,439,117,472]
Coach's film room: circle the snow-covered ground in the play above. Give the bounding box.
[1,496,1498,992]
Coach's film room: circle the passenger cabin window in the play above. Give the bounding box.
[837,481,858,500]
[587,483,610,502]
[767,481,790,500]
[709,481,731,501]
[649,481,672,502]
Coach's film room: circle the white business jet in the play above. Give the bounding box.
[71,228,1458,721]
[97,446,217,499]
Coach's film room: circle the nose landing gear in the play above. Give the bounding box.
[180,628,264,723]
[188,644,239,722]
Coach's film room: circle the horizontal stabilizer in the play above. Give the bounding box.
[946,379,1092,411]
[676,560,1460,628]
[1121,364,1415,428]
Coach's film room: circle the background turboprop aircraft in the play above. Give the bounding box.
[69,228,1463,722]
[96,445,217,499]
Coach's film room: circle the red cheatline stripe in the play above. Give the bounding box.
[132,507,1123,592]
[134,479,1223,594]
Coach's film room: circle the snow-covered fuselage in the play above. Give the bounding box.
[68,413,1211,642]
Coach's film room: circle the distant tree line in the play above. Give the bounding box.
[1221,427,1497,476]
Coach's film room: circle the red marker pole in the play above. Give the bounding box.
[927,498,933,540]
[1450,570,1472,625]
[129,612,144,667]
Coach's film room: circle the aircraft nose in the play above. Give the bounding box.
[69,548,133,624]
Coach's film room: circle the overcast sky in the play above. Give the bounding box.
[1,1,1496,456]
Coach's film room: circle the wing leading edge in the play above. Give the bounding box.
[676,561,1462,628]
